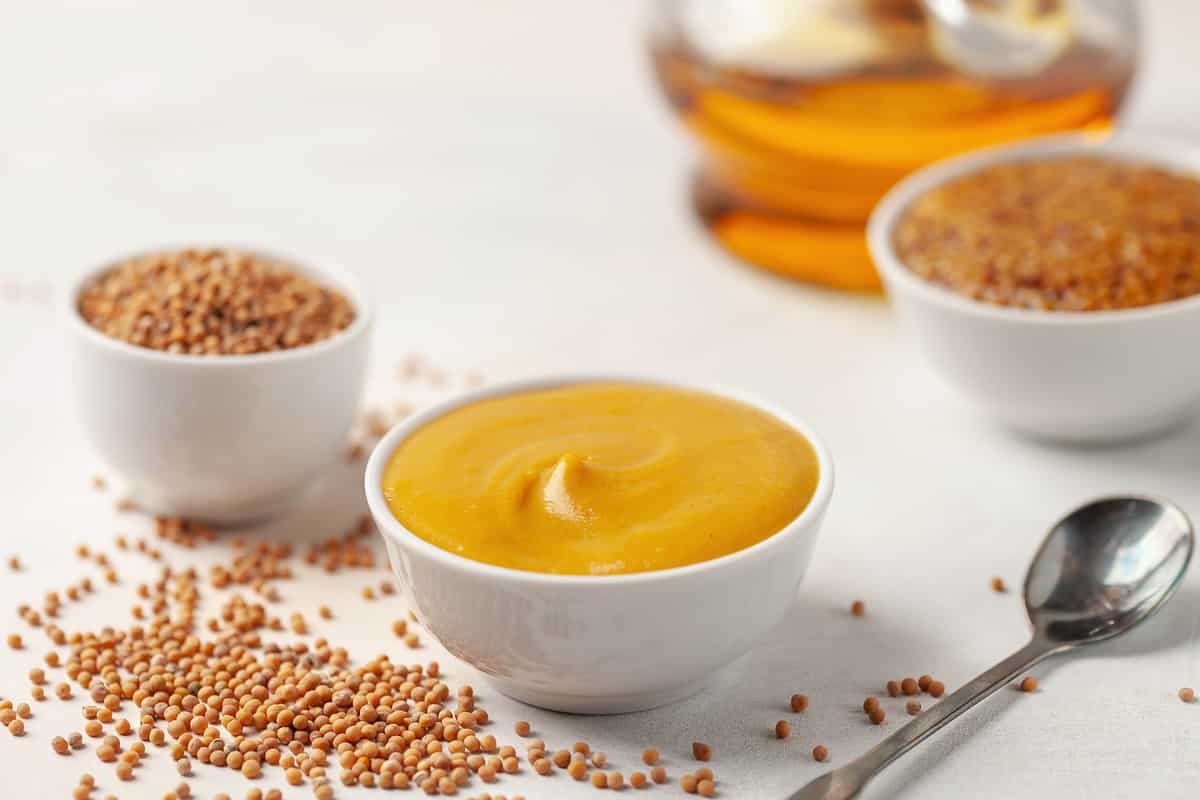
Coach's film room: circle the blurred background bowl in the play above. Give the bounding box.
[868,134,1200,444]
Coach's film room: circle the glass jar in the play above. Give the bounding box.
[648,0,1139,290]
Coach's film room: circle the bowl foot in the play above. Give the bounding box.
[484,656,749,715]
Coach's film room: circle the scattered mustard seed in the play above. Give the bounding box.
[790,693,809,713]
[868,707,886,725]
[631,771,648,788]
[643,748,660,765]
[1180,687,1196,704]
[991,577,1007,593]
[514,720,531,737]
[813,745,829,762]
[608,771,625,789]
[906,700,922,715]
[901,678,919,696]
[775,720,791,739]
[851,600,865,617]
[692,741,712,762]
[863,697,881,714]
[928,680,946,698]
[918,674,933,692]
[698,778,716,797]
[590,771,607,788]
[568,759,587,780]
[1019,676,1039,693]
[651,766,668,784]
[681,773,698,793]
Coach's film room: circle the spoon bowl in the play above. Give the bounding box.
[1026,496,1194,647]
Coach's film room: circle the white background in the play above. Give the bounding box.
[2,2,1199,798]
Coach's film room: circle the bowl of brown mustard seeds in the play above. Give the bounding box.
[67,247,372,523]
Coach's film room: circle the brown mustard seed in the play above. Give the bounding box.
[514,719,531,736]
[813,745,829,762]
[608,771,625,789]
[907,700,922,715]
[7,633,22,649]
[592,751,608,768]
[901,678,919,696]
[631,770,648,788]
[850,600,865,617]
[78,249,356,355]
[991,577,1007,593]
[681,773,698,793]
[651,766,668,784]
[863,697,881,714]
[1019,676,1039,693]
[886,680,901,697]
[53,736,70,754]
[573,741,590,756]
[895,157,1200,311]
[918,674,933,692]
[775,720,791,739]
[642,748,659,765]
[692,741,712,761]
[568,759,587,780]
[928,680,945,698]
[868,707,886,725]
[695,768,713,782]
[591,771,608,788]
[7,556,19,571]
[1179,687,1196,703]
[698,778,716,797]
[790,693,809,712]
[7,719,23,736]
[553,749,571,768]
[533,758,551,775]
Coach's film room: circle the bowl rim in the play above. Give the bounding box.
[867,132,1200,326]
[64,245,373,365]
[364,374,835,587]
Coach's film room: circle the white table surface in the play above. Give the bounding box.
[2,2,1199,798]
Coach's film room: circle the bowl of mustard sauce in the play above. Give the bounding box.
[364,376,834,713]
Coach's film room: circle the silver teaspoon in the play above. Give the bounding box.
[792,495,1193,800]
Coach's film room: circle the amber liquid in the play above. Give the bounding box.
[651,10,1135,291]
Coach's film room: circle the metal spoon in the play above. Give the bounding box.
[791,495,1193,800]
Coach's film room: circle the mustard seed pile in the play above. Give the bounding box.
[893,157,1200,311]
[77,249,356,355]
[5,496,743,798]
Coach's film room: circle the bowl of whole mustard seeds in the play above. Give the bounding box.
[868,134,1200,444]
[68,247,372,523]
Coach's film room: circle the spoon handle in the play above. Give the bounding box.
[788,636,1061,800]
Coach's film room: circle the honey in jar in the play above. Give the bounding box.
[648,0,1138,290]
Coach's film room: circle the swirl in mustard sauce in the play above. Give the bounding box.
[381,382,819,575]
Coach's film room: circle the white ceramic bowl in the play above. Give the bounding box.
[364,376,834,714]
[67,249,372,524]
[868,134,1200,444]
